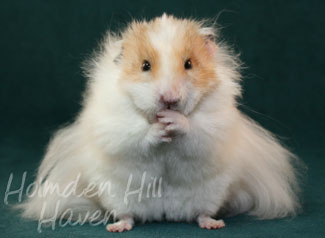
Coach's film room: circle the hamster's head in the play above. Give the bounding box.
[117,15,220,120]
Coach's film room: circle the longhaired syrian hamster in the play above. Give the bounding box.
[19,14,301,232]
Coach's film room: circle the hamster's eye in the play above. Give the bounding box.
[184,59,192,70]
[142,60,151,71]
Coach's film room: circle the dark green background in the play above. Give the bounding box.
[1,0,324,237]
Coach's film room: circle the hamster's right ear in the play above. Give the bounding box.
[113,46,123,64]
[107,38,123,65]
[200,27,218,57]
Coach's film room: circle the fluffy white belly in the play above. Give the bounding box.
[99,150,228,222]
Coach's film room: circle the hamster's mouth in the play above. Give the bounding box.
[131,97,188,124]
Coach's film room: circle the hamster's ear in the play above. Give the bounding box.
[113,47,123,64]
[200,27,218,57]
[109,39,123,64]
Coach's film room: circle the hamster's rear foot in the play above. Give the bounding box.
[106,216,134,232]
[197,214,225,230]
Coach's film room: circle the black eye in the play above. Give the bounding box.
[184,59,192,70]
[142,60,151,71]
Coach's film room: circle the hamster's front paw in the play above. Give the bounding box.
[147,121,173,144]
[145,110,189,146]
[157,110,189,136]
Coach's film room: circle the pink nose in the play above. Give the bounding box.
[160,95,180,107]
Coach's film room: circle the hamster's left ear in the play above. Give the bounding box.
[200,27,218,57]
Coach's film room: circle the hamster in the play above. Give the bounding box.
[19,14,301,232]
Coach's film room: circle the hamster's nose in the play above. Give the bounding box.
[160,95,180,108]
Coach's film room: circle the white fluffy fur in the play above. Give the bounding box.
[19,15,301,227]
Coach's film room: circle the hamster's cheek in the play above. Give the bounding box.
[123,81,161,116]
[183,83,203,115]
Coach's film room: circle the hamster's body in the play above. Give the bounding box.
[19,14,301,232]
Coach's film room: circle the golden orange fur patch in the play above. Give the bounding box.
[171,21,218,90]
[121,22,160,80]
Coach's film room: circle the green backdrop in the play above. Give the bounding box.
[1,0,324,237]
